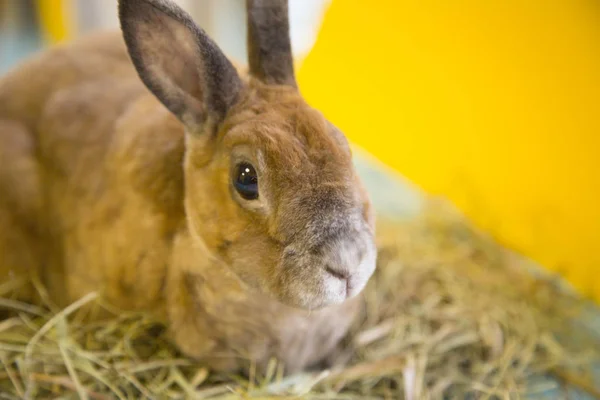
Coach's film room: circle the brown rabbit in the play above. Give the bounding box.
[0,0,376,372]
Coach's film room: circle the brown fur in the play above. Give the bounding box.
[0,0,376,373]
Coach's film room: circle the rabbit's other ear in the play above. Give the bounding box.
[119,0,242,130]
[246,0,296,87]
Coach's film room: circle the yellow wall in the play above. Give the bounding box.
[297,0,600,301]
[36,0,74,44]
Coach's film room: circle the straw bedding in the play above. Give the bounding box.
[0,199,598,399]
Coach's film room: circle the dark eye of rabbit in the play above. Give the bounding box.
[234,162,259,200]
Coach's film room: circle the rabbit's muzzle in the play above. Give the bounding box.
[276,214,376,310]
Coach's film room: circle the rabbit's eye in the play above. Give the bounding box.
[234,162,259,200]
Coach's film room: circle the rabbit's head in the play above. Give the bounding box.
[119,0,376,310]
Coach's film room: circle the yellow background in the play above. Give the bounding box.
[36,0,74,43]
[297,0,600,301]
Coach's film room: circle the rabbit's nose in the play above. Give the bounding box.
[324,263,353,298]
[320,235,373,297]
[323,237,366,272]
[324,264,350,281]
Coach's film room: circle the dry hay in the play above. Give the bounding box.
[0,199,598,399]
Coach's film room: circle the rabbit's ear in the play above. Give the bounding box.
[246,0,296,87]
[119,0,242,130]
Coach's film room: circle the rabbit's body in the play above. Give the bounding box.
[0,0,375,373]
[0,32,152,306]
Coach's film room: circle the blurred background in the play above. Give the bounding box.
[0,0,331,72]
[0,0,599,304]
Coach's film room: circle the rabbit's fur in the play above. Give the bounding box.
[0,0,376,372]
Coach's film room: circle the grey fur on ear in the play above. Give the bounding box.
[246,0,297,87]
[119,0,242,129]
